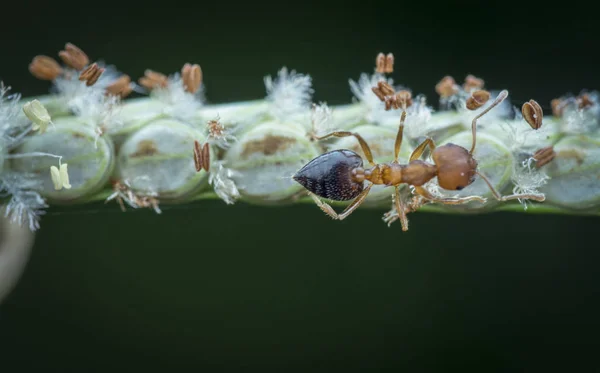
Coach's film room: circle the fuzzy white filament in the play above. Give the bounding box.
[264,67,314,121]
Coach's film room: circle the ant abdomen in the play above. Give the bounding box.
[432,143,478,191]
[293,149,364,201]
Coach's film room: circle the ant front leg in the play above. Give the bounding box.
[313,131,376,166]
[410,137,436,161]
[307,184,373,221]
[414,186,487,205]
[393,111,407,163]
[393,186,409,231]
[476,172,546,202]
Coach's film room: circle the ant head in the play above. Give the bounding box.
[432,143,478,191]
[293,149,364,201]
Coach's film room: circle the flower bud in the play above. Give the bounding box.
[116,118,212,200]
[9,116,116,202]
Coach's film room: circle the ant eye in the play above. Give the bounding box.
[293,149,364,201]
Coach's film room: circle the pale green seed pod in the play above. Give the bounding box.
[223,120,321,203]
[116,118,212,201]
[199,99,270,137]
[328,103,369,131]
[108,97,170,147]
[9,116,115,203]
[432,131,513,211]
[329,124,413,205]
[541,134,600,210]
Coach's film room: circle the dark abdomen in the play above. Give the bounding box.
[293,149,364,201]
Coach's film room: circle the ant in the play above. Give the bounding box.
[293,55,546,231]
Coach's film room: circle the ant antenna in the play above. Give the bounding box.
[469,89,508,154]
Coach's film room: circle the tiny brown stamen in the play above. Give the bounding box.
[533,146,556,168]
[395,90,413,110]
[58,42,89,71]
[522,99,543,130]
[463,74,485,92]
[106,75,133,98]
[207,118,225,138]
[139,69,169,90]
[372,81,396,101]
[375,53,394,74]
[193,140,210,172]
[551,98,565,118]
[181,63,202,94]
[435,76,459,98]
[375,53,385,74]
[577,93,594,109]
[29,55,63,81]
[78,63,104,86]
[465,90,490,110]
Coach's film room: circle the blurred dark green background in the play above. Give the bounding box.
[1,2,599,371]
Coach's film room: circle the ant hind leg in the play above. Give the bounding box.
[307,184,373,221]
[414,186,487,205]
[313,131,376,166]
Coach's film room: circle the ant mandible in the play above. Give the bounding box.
[293,54,546,231]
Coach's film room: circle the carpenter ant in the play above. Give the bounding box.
[293,70,545,230]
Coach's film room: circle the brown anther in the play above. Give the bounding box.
[533,146,556,168]
[138,69,169,90]
[181,63,202,94]
[463,74,485,92]
[435,76,459,98]
[58,43,89,71]
[551,98,564,117]
[372,81,396,101]
[395,90,413,110]
[521,99,544,130]
[78,63,104,86]
[577,93,594,109]
[105,75,133,98]
[28,55,63,81]
[375,53,385,74]
[193,140,210,172]
[465,89,490,110]
[375,53,394,74]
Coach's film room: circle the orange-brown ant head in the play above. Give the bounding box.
[431,143,478,191]
[293,149,364,201]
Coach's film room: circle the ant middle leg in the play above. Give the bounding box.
[313,131,376,166]
[307,183,373,220]
[476,171,546,202]
[414,186,487,205]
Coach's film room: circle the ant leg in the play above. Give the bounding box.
[414,186,487,205]
[476,171,545,202]
[314,131,376,166]
[469,90,509,154]
[307,183,373,220]
[394,186,409,231]
[409,137,436,161]
[393,111,407,163]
